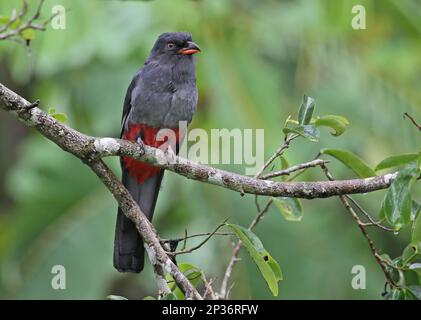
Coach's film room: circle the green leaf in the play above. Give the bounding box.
[283,125,320,142]
[403,288,419,300]
[412,203,421,245]
[381,163,420,230]
[380,253,393,263]
[402,244,417,265]
[166,263,203,300]
[403,269,420,287]
[273,157,289,180]
[406,286,421,299]
[298,95,315,125]
[279,156,289,170]
[47,107,57,115]
[162,293,178,300]
[408,263,421,276]
[106,295,128,300]
[267,257,283,281]
[0,16,10,24]
[320,148,376,178]
[375,154,419,172]
[20,28,36,41]
[9,18,21,29]
[226,224,282,296]
[284,116,299,128]
[170,262,198,275]
[52,113,68,123]
[48,107,68,123]
[384,288,406,300]
[272,197,303,222]
[384,283,419,300]
[314,115,349,136]
[411,200,421,221]
[143,296,156,300]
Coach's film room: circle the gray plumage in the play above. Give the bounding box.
[114,32,199,273]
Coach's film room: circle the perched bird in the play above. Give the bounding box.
[114,32,200,273]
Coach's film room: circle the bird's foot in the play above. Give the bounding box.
[26,99,40,110]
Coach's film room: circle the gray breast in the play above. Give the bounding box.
[128,58,198,129]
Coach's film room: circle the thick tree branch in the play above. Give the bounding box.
[0,83,202,300]
[88,160,173,296]
[0,83,397,200]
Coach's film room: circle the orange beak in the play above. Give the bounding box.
[179,41,201,55]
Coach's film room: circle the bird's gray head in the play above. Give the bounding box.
[148,32,201,62]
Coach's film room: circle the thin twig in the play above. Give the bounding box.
[254,195,261,212]
[404,112,421,131]
[254,134,298,178]
[169,219,229,256]
[181,229,188,251]
[162,232,233,243]
[202,276,217,300]
[345,195,394,232]
[321,164,397,288]
[249,198,274,230]
[18,1,29,20]
[0,0,59,41]
[0,9,18,34]
[260,159,328,180]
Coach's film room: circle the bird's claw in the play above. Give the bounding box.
[27,99,40,110]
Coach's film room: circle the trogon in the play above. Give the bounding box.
[114,32,200,273]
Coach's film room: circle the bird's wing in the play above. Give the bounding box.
[120,72,141,139]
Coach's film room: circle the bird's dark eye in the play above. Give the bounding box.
[167,42,175,49]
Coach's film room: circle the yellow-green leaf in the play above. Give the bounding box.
[226,224,282,296]
[272,197,303,222]
[162,293,178,300]
[320,148,376,178]
[375,154,419,172]
[0,16,10,24]
[314,115,349,136]
[165,263,203,300]
[283,125,320,142]
[106,295,128,300]
[52,113,67,123]
[298,95,315,125]
[381,163,419,230]
[412,203,421,246]
[20,28,36,41]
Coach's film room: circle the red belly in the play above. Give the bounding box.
[122,123,180,183]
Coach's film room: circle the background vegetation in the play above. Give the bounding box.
[0,0,420,299]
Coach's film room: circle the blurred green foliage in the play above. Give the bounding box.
[0,0,420,299]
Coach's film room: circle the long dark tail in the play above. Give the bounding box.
[113,169,163,273]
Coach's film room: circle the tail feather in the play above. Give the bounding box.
[114,169,163,273]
